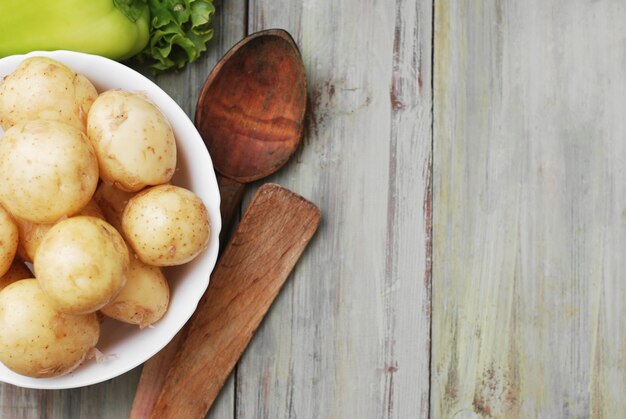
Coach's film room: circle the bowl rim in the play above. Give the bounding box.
[0,50,221,389]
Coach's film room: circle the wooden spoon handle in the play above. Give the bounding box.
[130,174,246,419]
[216,175,246,245]
[147,184,319,418]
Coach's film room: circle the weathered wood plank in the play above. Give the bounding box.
[236,0,433,418]
[433,0,626,417]
[0,1,244,418]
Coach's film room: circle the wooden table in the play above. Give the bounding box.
[2,0,625,417]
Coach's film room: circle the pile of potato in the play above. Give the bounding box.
[0,57,211,378]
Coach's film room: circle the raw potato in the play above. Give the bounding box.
[101,257,169,328]
[123,185,211,266]
[15,241,29,262]
[0,57,97,130]
[15,199,105,263]
[0,259,31,292]
[35,216,130,314]
[93,182,137,234]
[0,120,99,223]
[74,198,105,219]
[87,90,177,192]
[0,206,18,276]
[14,218,47,264]
[0,279,99,378]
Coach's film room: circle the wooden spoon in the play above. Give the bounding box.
[197,28,307,237]
[130,29,307,417]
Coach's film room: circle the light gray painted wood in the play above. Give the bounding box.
[432,0,626,417]
[235,0,433,418]
[0,1,244,418]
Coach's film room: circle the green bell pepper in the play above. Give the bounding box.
[0,0,215,71]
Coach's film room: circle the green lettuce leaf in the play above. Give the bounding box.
[139,0,215,71]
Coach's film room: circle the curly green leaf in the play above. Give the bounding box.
[139,0,215,71]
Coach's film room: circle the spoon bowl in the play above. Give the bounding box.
[195,29,307,183]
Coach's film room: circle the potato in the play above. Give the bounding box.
[87,90,177,192]
[35,216,129,314]
[0,259,31,292]
[0,279,99,378]
[15,241,29,262]
[0,206,18,276]
[0,120,99,223]
[13,218,46,264]
[0,57,97,130]
[75,198,105,219]
[93,182,137,234]
[101,257,169,328]
[123,185,211,266]
[15,199,105,263]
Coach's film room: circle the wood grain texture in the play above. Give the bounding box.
[196,29,307,183]
[235,0,433,418]
[0,1,244,418]
[433,1,626,417]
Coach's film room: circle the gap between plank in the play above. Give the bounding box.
[428,0,435,418]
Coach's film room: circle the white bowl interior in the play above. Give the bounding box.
[0,51,221,389]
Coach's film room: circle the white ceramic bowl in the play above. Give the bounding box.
[0,51,221,389]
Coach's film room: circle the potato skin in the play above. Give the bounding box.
[0,57,97,130]
[15,241,29,262]
[35,216,130,314]
[101,257,169,328]
[87,90,177,192]
[93,182,137,234]
[122,185,211,266]
[15,199,105,263]
[0,259,31,292]
[0,279,99,378]
[75,198,106,220]
[0,120,99,223]
[0,206,18,276]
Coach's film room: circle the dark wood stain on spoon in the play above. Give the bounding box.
[196,29,307,183]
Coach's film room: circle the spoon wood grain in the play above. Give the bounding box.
[196,28,307,184]
[144,183,319,418]
[198,28,307,242]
